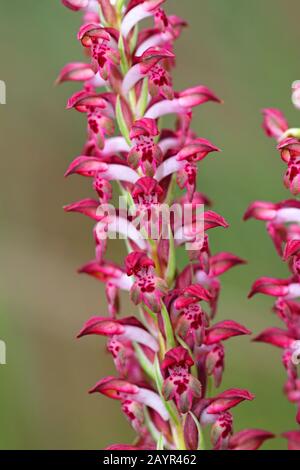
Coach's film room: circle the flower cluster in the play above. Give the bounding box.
[245,85,300,450]
[60,0,273,450]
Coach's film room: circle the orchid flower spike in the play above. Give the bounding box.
[60,0,269,451]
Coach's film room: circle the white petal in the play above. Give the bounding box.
[121,326,159,351]
[155,155,184,181]
[145,99,186,119]
[121,4,151,37]
[135,388,169,421]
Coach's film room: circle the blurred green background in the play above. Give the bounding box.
[0,0,299,450]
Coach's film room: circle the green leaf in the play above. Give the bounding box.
[118,35,129,75]
[156,434,164,450]
[144,406,161,443]
[161,302,176,350]
[189,412,205,450]
[154,354,164,390]
[137,77,149,118]
[129,25,139,54]
[133,342,156,381]
[142,303,158,321]
[116,95,131,145]
[116,0,126,14]
[166,226,176,287]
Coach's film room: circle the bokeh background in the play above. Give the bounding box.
[0,0,300,449]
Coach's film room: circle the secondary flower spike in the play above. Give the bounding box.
[246,80,300,450]
[60,0,271,450]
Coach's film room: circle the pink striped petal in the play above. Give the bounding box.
[78,317,158,351]
[243,201,278,221]
[205,320,251,345]
[209,252,246,277]
[248,277,290,298]
[283,239,300,260]
[64,198,99,220]
[65,157,139,183]
[90,377,169,420]
[204,211,229,230]
[78,316,125,337]
[229,429,274,450]
[204,389,255,416]
[56,62,95,84]
[178,85,221,108]
[78,261,133,290]
[254,327,294,348]
[64,157,108,177]
[262,108,289,141]
[67,90,108,112]
[62,0,89,11]
[176,138,221,162]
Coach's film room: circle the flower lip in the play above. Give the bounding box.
[136,46,175,72]
[132,176,164,204]
[130,117,159,140]
[283,239,300,260]
[174,284,213,310]
[78,23,111,47]
[125,252,155,276]
[161,346,194,376]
